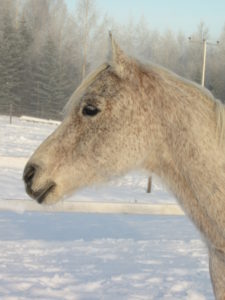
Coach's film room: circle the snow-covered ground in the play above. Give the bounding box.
[0,115,213,299]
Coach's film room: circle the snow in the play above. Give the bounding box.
[0,116,214,299]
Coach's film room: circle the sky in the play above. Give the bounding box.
[65,0,225,39]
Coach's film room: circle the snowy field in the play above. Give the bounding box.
[0,115,213,299]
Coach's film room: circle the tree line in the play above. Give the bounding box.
[0,0,225,119]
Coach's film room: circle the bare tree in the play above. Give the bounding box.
[75,0,101,80]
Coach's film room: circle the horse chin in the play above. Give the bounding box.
[33,183,61,205]
[39,192,60,205]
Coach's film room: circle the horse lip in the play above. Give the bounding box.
[33,183,56,204]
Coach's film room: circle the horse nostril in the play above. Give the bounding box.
[23,164,37,187]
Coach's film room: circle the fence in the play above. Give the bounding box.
[0,103,63,124]
[0,199,184,216]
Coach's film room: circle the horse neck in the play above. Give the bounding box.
[153,75,225,204]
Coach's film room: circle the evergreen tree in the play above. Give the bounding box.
[32,34,58,117]
[16,15,34,114]
[0,11,21,111]
[1,0,225,117]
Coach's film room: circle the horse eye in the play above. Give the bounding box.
[82,105,100,117]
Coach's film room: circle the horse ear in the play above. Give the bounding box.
[109,32,131,78]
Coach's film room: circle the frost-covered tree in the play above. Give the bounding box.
[207,26,225,102]
[0,4,21,110]
[75,0,109,80]
[0,0,225,117]
[15,16,34,113]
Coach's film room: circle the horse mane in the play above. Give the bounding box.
[215,99,225,145]
[145,62,225,146]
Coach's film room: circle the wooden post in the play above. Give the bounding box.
[9,104,13,124]
[147,176,152,193]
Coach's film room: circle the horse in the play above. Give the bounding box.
[23,34,225,299]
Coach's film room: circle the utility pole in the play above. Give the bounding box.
[188,37,219,87]
[201,39,207,86]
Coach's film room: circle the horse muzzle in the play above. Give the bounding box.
[23,163,56,204]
